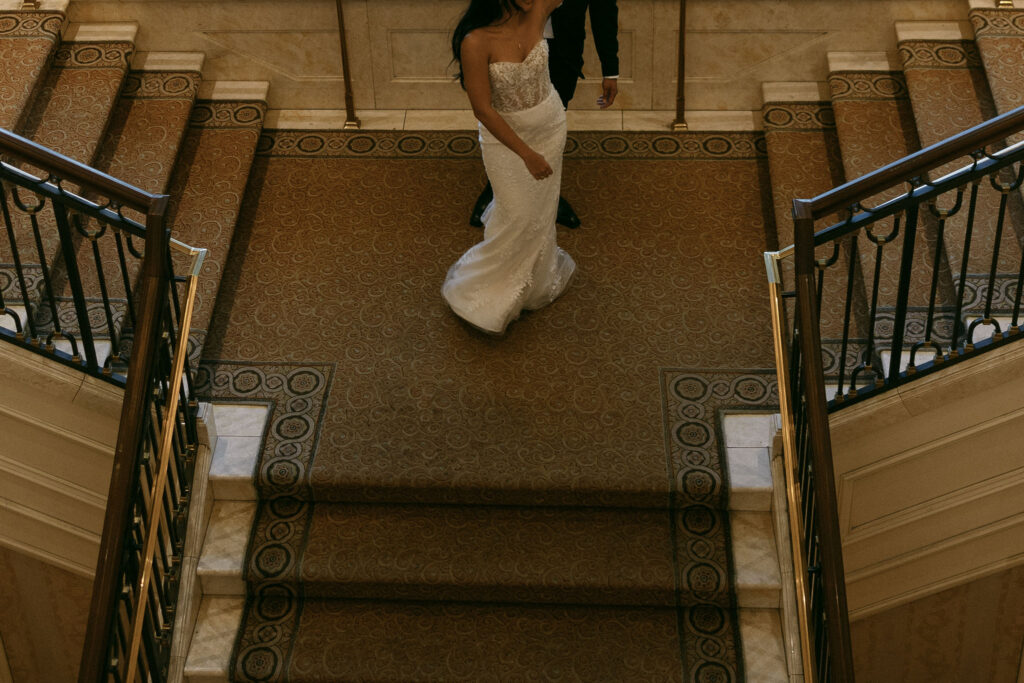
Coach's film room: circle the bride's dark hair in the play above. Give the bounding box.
[451,0,524,88]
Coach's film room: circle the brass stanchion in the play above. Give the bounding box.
[671,0,688,131]
[335,0,361,130]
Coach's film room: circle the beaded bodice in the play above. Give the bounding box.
[488,40,552,113]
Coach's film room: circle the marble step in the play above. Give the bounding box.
[206,402,267,502]
[896,21,1021,280]
[722,414,783,611]
[196,416,781,605]
[94,52,204,196]
[197,504,783,606]
[825,51,949,338]
[739,608,790,683]
[18,22,136,162]
[968,6,1024,120]
[186,599,792,683]
[195,450,774,610]
[217,598,690,683]
[760,80,845,251]
[0,4,65,131]
[202,499,682,606]
[164,81,269,357]
[761,81,858,349]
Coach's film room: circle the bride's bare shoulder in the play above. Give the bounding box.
[461,28,493,56]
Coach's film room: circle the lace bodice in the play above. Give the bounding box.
[489,40,552,113]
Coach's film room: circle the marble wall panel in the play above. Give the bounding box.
[68,0,349,109]
[0,546,92,683]
[68,0,970,112]
[851,564,1024,683]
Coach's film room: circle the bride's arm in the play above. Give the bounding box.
[461,32,553,180]
[526,0,562,26]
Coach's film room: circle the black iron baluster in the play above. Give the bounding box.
[976,174,1012,343]
[114,229,138,330]
[912,188,965,370]
[967,163,1024,345]
[15,187,76,357]
[76,213,122,372]
[951,176,982,355]
[0,180,38,342]
[51,197,99,371]
[851,214,901,393]
[835,233,858,401]
[887,200,920,384]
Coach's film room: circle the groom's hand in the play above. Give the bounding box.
[598,78,618,109]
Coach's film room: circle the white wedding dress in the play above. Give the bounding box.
[442,40,576,335]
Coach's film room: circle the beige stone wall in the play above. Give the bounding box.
[68,0,975,111]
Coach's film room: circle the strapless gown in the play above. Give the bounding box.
[442,40,576,335]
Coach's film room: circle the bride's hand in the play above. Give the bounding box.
[523,150,554,181]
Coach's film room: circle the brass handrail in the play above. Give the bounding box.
[764,250,815,682]
[672,0,687,131]
[125,243,206,682]
[335,0,361,130]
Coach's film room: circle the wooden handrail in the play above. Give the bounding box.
[796,104,1024,221]
[793,214,856,681]
[77,210,170,683]
[0,127,161,212]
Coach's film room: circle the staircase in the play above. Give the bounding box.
[2,1,1024,682]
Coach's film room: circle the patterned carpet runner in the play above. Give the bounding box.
[199,130,778,681]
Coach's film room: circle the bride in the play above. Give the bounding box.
[443,0,576,335]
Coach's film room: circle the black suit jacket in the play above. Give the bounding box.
[549,0,620,86]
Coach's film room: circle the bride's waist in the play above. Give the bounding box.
[479,88,563,141]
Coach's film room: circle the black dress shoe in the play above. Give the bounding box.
[557,196,581,229]
[470,183,493,228]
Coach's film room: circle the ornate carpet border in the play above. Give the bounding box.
[256,130,767,160]
[190,100,267,130]
[122,70,200,100]
[971,8,1024,38]
[661,368,779,683]
[898,40,983,70]
[762,102,836,132]
[195,360,335,500]
[53,42,132,70]
[829,71,910,102]
[0,11,63,40]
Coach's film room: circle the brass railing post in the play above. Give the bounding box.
[765,250,817,683]
[335,0,361,130]
[792,204,856,683]
[671,0,688,131]
[124,246,204,682]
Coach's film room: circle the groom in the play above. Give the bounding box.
[469,0,620,230]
